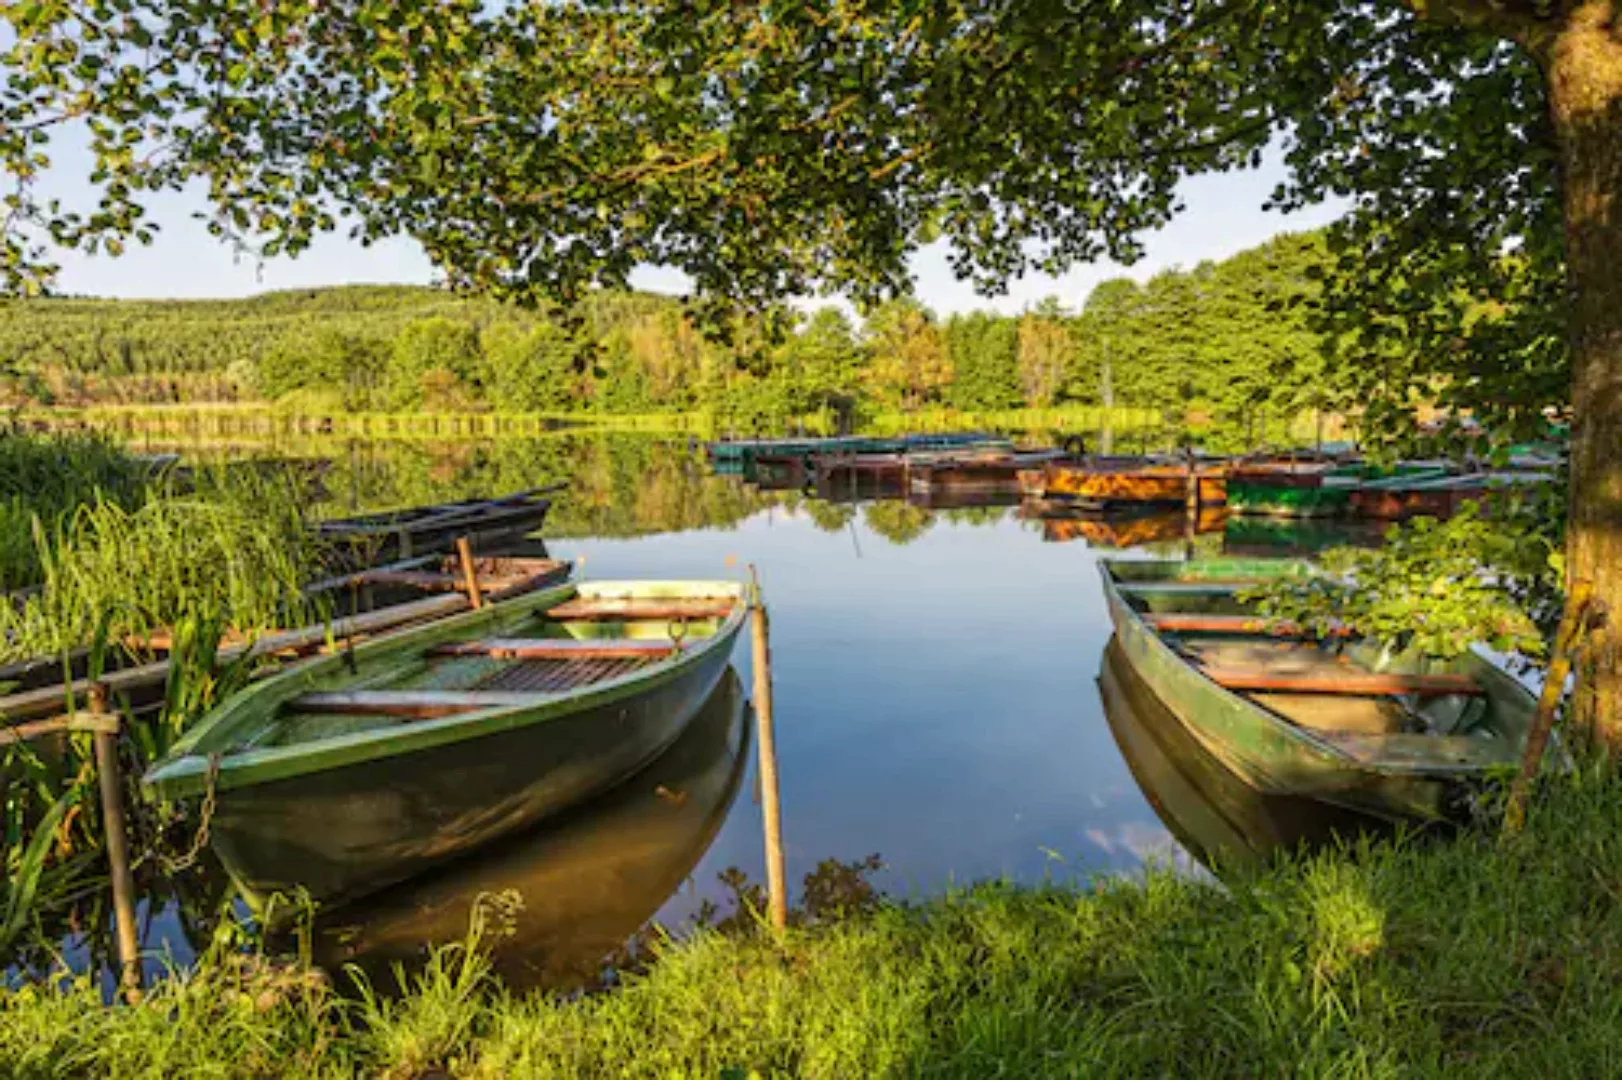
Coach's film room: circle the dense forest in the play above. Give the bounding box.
[0,232,1334,428]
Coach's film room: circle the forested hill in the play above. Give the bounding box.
[0,231,1335,426]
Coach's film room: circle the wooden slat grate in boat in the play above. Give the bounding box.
[430,637,677,660]
[473,654,658,693]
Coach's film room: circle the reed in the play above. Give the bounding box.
[0,429,150,590]
[0,467,325,665]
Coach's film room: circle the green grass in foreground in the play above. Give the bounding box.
[6,773,1622,1078]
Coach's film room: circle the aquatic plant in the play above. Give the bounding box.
[0,468,326,665]
[0,790,79,957]
[0,428,150,590]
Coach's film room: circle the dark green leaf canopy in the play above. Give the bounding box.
[0,1,1567,432]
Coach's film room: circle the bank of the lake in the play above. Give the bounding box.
[6,772,1620,1079]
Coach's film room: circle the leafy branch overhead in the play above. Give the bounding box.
[0,2,1595,441]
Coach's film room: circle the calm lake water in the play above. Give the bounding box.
[28,433,1368,992]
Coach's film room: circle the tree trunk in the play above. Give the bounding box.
[1548,2,1622,752]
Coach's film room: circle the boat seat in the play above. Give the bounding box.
[1117,581,1249,596]
[1147,613,1352,638]
[1203,666,1483,698]
[1321,731,1510,769]
[429,637,679,660]
[289,690,544,718]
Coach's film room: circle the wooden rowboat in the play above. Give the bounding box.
[906,449,1068,496]
[142,578,750,912]
[1347,470,1553,521]
[1042,457,1227,507]
[1098,636,1386,868]
[310,667,749,990]
[1100,558,1539,821]
[1226,459,1450,519]
[319,487,559,563]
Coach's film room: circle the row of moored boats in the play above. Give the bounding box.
[709,434,1561,520]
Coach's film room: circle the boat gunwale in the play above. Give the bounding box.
[1097,558,1533,782]
[141,579,749,799]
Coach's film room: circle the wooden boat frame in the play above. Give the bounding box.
[143,579,749,800]
[1100,558,1538,820]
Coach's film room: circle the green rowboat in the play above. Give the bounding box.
[309,668,750,989]
[143,578,750,912]
[1227,461,1452,519]
[1100,558,1539,821]
[1098,637,1386,868]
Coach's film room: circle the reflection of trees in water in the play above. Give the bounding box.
[312,435,782,539]
[804,500,858,533]
[937,505,1011,528]
[861,501,935,545]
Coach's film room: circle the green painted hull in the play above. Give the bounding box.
[1097,638,1386,868]
[1100,559,1538,821]
[143,580,748,912]
[309,668,750,989]
[1229,462,1453,519]
[1227,479,1351,518]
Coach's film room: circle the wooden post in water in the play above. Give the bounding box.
[1505,583,1600,835]
[456,536,485,610]
[89,683,142,1002]
[748,565,789,931]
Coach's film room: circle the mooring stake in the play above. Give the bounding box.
[455,535,485,610]
[749,565,788,931]
[89,682,142,1002]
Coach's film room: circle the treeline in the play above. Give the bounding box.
[0,232,1333,426]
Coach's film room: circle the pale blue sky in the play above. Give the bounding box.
[47,150,1342,315]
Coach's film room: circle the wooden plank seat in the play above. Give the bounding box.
[1116,581,1251,596]
[351,567,564,593]
[290,691,543,719]
[544,597,737,621]
[429,637,679,660]
[1147,613,1353,638]
[1201,667,1483,698]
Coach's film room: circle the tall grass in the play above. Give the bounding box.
[5,771,1622,1076]
[0,428,150,590]
[0,468,326,665]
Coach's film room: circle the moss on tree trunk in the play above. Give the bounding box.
[1547,2,1622,750]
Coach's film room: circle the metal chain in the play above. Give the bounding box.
[157,752,222,875]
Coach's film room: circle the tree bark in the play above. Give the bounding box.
[1547,2,1622,752]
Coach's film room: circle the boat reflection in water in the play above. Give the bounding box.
[1097,636,1388,869]
[1031,506,1227,548]
[310,669,750,991]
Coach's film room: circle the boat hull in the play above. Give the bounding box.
[1099,561,1532,821]
[309,668,750,990]
[1044,465,1227,506]
[1348,484,1482,521]
[205,633,739,912]
[1226,478,1351,518]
